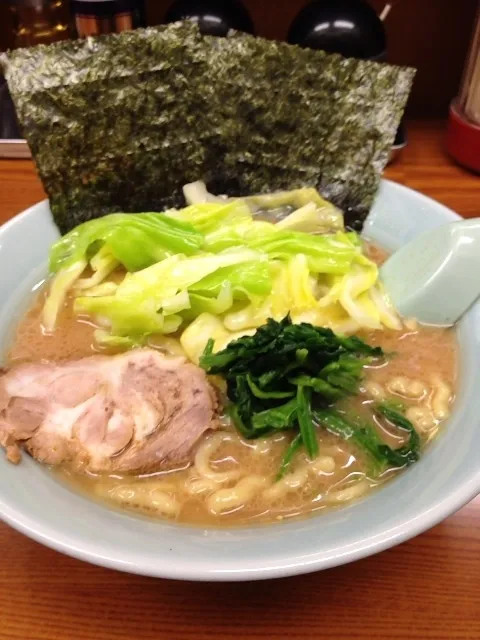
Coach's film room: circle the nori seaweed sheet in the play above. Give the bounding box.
[1,23,415,234]
[2,23,212,232]
[204,32,414,229]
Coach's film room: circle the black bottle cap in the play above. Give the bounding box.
[165,0,254,37]
[288,0,386,61]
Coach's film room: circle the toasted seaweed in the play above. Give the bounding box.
[2,23,212,232]
[203,32,414,228]
[1,23,415,233]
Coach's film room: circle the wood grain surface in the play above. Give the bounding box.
[0,121,479,640]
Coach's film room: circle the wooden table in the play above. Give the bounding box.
[0,121,479,640]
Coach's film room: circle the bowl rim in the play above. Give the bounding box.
[1,179,480,582]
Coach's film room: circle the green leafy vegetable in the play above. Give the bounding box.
[49,212,203,274]
[74,249,261,341]
[200,316,383,474]
[243,188,339,213]
[241,229,358,274]
[187,286,234,318]
[314,409,387,475]
[201,316,382,375]
[297,386,318,459]
[42,260,87,333]
[314,404,421,474]
[277,434,303,480]
[41,185,402,340]
[251,398,299,433]
[375,402,421,466]
[289,375,345,402]
[246,375,294,400]
[189,262,272,300]
[43,212,206,331]
[275,202,343,234]
[165,200,252,233]
[201,316,423,480]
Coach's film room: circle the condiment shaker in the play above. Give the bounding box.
[446,7,480,173]
[288,0,406,163]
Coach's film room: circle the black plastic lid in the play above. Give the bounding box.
[288,0,386,60]
[165,0,254,37]
[71,0,145,17]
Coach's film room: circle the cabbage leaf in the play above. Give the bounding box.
[44,186,402,343]
[50,212,203,273]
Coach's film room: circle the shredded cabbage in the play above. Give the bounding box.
[43,260,87,333]
[44,212,204,330]
[49,212,203,274]
[165,200,252,233]
[74,249,265,341]
[181,313,256,364]
[44,182,402,347]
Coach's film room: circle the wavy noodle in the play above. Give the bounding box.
[387,376,429,400]
[405,406,436,433]
[325,479,369,504]
[430,375,452,420]
[97,483,181,517]
[247,434,287,456]
[262,468,309,502]
[361,380,386,400]
[262,455,336,502]
[184,476,219,496]
[207,476,269,515]
[308,455,336,476]
[313,445,348,458]
[403,375,452,432]
[8,218,459,527]
[194,431,242,484]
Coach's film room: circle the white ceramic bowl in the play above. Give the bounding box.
[1,179,479,581]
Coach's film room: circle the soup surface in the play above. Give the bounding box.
[7,243,457,526]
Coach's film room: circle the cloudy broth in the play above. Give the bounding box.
[6,243,457,526]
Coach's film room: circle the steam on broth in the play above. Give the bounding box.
[7,242,457,527]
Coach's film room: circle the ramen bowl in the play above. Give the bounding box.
[0,179,479,581]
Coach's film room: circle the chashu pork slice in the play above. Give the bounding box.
[0,349,218,473]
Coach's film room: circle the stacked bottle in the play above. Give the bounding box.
[446,8,480,173]
[71,0,146,37]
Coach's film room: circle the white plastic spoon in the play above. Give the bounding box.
[380,218,480,326]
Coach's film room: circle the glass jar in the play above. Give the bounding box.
[2,1,72,151]
[10,0,72,48]
[71,0,146,37]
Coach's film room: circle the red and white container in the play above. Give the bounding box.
[446,7,480,173]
